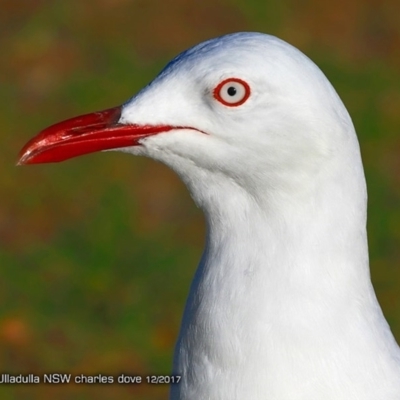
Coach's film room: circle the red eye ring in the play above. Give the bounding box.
[213,78,251,107]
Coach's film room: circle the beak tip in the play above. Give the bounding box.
[17,106,125,165]
[16,150,31,166]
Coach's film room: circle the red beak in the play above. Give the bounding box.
[17,106,177,165]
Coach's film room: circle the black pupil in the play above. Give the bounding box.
[227,86,237,96]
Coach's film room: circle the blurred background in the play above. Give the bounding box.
[1,0,399,398]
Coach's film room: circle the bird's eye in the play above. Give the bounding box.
[213,78,251,107]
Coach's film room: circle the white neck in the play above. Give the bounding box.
[170,152,400,399]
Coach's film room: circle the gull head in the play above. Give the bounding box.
[18,32,363,210]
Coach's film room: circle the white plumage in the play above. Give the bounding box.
[121,32,400,400]
[19,32,400,399]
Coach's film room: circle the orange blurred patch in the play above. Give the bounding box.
[0,317,30,346]
[151,322,177,351]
